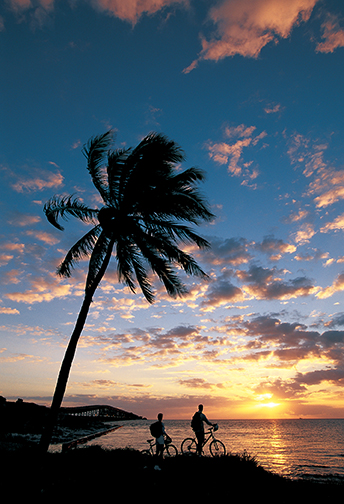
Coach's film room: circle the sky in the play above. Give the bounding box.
[1,0,344,421]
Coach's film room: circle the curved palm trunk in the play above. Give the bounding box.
[39,242,114,454]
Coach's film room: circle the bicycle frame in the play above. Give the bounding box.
[181,426,226,456]
[202,429,215,447]
[142,437,178,457]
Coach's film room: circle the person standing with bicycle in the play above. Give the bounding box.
[155,413,166,459]
[191,404,216,456]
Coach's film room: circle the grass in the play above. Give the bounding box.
[2,444,343,502]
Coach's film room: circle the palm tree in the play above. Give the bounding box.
[39,131,214,453]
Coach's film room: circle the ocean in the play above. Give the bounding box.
[84,418,344,482]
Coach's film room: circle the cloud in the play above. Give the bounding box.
[295,366,344,386]
[7,0,55,28]
[200,278,245,310]
[316,272,344,299]
[316,14,344,53]
[254,378,307,399]
[7,213,41,227]
[320,213,344,233]
[292,223,316,245]
[184,0,318,72]
[5,273,73,304]
[178,378,224,390]
[264,103,282,114]
[87,0,188,25]
[254,235,296,260]
[0,254,14,267]
[206,124,267,185]
[237,264,317,300]
[12,170,64,193]
[294,248,329,262]
[237,314,344,379]
[287,133,344,209]
[281,209,309,224]
[25,230,60,245]
[0,307,20,315]
[7,0,187,27]
[200,237,252,266]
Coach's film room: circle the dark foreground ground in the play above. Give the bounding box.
[2,444,344,503]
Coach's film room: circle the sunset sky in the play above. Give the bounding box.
[1,0,344,420]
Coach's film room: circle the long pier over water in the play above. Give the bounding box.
[60,404,145,421]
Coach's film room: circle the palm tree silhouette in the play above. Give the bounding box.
[39,131,214,452]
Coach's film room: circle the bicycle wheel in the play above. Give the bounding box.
[141,449,152,456]
[181,437,197,455]
[164,444,178,457]
[209,439,226,457]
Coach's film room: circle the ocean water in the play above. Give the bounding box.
[86,418,344,482]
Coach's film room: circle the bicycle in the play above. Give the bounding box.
[181,425,226,457]
[141,436,178,458]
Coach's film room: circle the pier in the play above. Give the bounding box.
[59,404,146,421]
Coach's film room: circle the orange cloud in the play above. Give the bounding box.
[7,213,41,227]
[5,274,72,304]
[91,0,187,25]
[0,254,14,266]
[8,0,32,10]
[286,133,344,209]
[0,307,20,315]
[316,273,344,299]
[25,230,60,245]
[320,213,344,233]
[316,14,344,53]
[12,170,63,193]
[206,124,267,183]
[292,223,316,245]
[184,0,318,72]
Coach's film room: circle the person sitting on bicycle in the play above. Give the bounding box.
[192,404,216,456]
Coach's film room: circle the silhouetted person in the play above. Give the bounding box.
[151,412,172,470]
[191,404,215,456]
[155,413,166,458]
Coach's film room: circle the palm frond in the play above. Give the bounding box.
[85,231,113,291]
[140,226,209,279]
[116,239,137,293]
[107,148,131,205]
[57,225,102,277]
[82,130,113,204]
[125,246,155,304]
[119,133,185,211]
[43,195,98,231]
[129,228,189,297]
[144,218,211,249]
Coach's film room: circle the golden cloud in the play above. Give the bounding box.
[0,307,20,315]
[25,230,60,245]
[206,124,266,183]
[5,275,72,304]
[316,14,344,53]
[11,171,63,193]
[320,213,344,233]
[184,0,318,72]
[316,273,344,299]
[91,0,187,25]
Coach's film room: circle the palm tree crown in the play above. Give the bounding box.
[44,131,214,303]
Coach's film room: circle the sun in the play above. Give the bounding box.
[261,402,280,408]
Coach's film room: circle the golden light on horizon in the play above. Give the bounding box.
[260,402,280,409]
